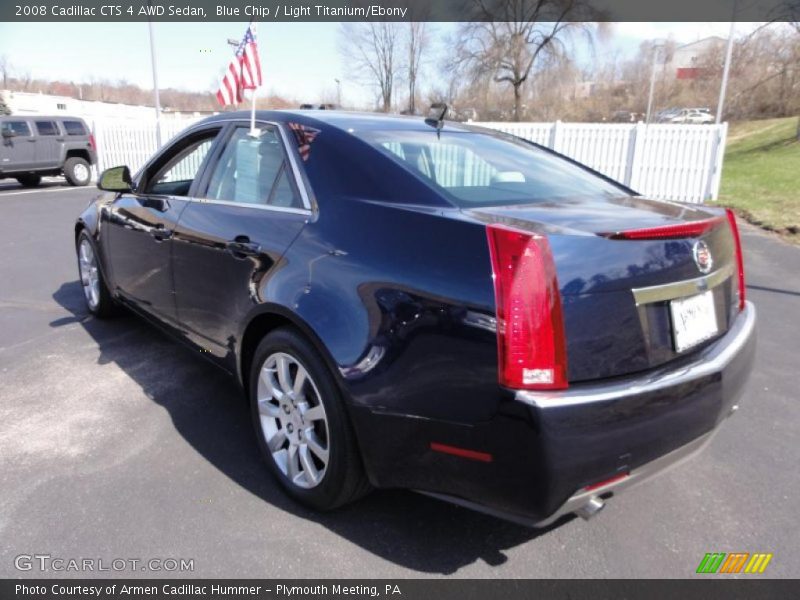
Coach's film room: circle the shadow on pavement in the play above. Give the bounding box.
[52,279,566,574]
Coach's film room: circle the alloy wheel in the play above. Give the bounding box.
[73,162,90,183]
[78,239,100,310]
[256,352,330,489]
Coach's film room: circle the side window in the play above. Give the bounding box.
[62,120,87,136]
[2,121,31,136]
[144,133,218,197]
[35,121,58,136]
[204,126,302,209]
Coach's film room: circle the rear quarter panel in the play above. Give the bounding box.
[271,196,502,424]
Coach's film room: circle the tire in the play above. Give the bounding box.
[16,174,41,187]
[249,328,371,511]
[76,231,116,318]
[64,157,91,186]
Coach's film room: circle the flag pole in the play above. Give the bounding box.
[249,21,258,136]
[250,87,257,135]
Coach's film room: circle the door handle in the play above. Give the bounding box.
[150,223,173,241]
[226,236,261,258]
[27,138,36,142]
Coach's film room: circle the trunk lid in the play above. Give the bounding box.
[466,195,741,382]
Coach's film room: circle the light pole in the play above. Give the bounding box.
[645,41,663,124]
[147,7,162,147]
[334,78,341,107]
[716,20,736,124]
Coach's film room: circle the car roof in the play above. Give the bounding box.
[200,110,477,135]
[0,115,87,121]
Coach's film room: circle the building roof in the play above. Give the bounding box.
[676,36,727,51]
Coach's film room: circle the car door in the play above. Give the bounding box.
[103,125,224,325]
[33,120,62,168]
[1,120,36,170]
[171,121,311,364]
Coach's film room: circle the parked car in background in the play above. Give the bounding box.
[299,103,338,110]
[663,108,716,124]
[611,110,639,123]
[0,116,96,187]
[76,110,755,526]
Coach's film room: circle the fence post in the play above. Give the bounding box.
[549,120,562,151]
[91,119,101,178]
[625,122,646,191]
[705,122,728,201]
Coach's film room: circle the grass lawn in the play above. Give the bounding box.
[719,117,800,242]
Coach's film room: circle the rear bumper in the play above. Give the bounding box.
[354,302,756,525]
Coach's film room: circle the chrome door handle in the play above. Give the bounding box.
[226,236,261,258]
[150,224,172,241]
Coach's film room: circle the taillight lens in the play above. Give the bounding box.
[89,134,96,151]
[486,224,568,390]
[725,208,746,312]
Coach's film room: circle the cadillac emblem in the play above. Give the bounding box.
[693,240,713,274]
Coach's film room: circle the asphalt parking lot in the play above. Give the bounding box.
[1,181,798,579]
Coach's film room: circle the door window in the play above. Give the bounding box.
[204,126,302,209]
[2,121,31,136]
[144,132,218,197]
[35,121,59,136]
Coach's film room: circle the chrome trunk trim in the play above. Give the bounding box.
[631,263,734,306]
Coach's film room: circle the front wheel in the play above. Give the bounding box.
[76,232,116,317]
[64,157,91,186]
[249,328,371,510]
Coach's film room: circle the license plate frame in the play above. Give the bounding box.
[670,290,719,353]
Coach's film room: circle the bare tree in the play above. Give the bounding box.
[340,23,402,112]
[0,55,9,89]
[452,0,600,121]
[406,23,428,114]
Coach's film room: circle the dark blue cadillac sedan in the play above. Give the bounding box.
[75,110,756,526]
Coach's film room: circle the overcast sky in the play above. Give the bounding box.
[0,22,762,107]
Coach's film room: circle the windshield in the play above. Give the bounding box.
[356,129,627,207]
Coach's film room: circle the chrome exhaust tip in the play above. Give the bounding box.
[575,496,605,520]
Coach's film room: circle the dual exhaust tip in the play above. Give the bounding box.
[575,496,605,520]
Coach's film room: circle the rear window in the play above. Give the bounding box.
[62,120,87,136]
[35,121,59,136]
[357,129,625,207]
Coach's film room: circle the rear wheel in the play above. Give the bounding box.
[249,328,370,510]
[16,174,41,187]
[64,157,91,186]
[76,232,116,317]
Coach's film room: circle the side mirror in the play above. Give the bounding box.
[97,165,132,193]
[1,127,15,138]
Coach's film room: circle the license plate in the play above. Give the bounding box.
[670,291,718,353]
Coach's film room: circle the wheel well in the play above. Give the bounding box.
[240,313,297,390]
[65,149,91,163]
[74,222,85,244]
[239,311,344,400]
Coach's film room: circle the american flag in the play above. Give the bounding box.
[287,123,320,161]
[216,23,262,106]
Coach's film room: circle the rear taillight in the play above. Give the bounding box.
[601,216,726,240]
[89,134,96,152]
[725,208,746,312]
[486,224,568,390]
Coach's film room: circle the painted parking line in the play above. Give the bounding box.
[0,186,88,197]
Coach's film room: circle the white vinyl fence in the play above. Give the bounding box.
[475,121,728,203]
[90,118,727,204]
[91,117,200,176]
